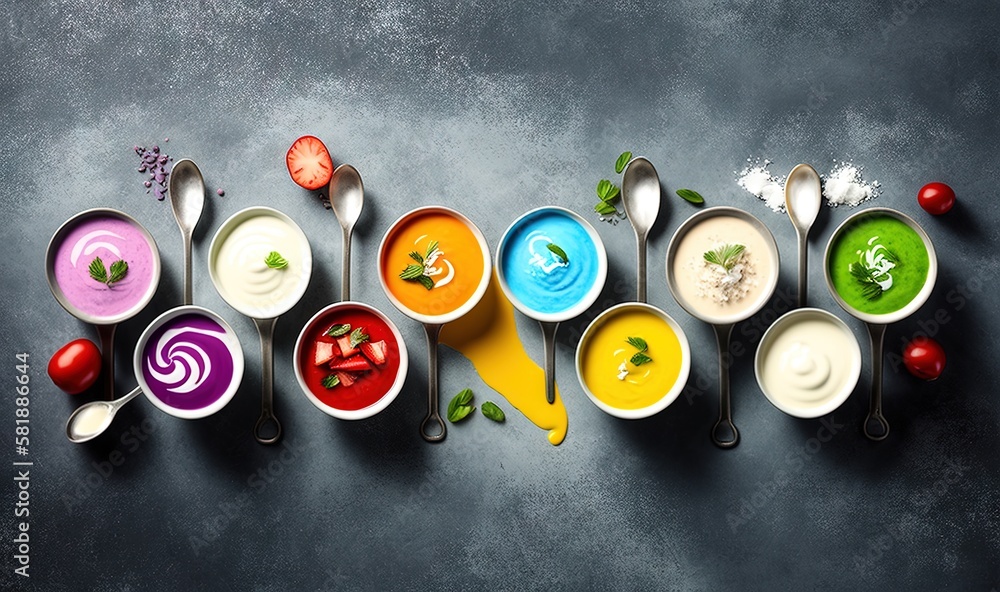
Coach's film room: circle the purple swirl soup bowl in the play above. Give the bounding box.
[134,305,244,419]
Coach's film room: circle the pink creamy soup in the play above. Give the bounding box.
[52,215,157,319]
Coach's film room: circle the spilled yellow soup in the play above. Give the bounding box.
[579,306,683,410]
[441,273,568,445]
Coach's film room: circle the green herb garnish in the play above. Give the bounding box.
[399,240,439,290]
[596,179,620,202]
[546,243,568,264]
[88,256,129,287]
[325,323,351,337]
[447,388,475,423]
[630,352,653,366]
[850,263,885,300]
[626,335,652,366]
[425,240,439,258]
[676,188,705,204]
[594,201,617,215]
[593,151,633,220]
[481,401,505,423]
[321,374,340,389]
[615,151,633,174]
[626,336,648,351]
[703,244,746,272]
[349,327,370,348]
[264,251,288,269]
[399,264,425,280]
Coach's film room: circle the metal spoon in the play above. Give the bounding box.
[168,159,206,306]
[784,164,821,308]
[66,386,142,443]
[621,157,661,303]
[329,164,364,302]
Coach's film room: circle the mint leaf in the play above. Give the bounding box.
[630,352,653,366]
[626,336,648,352]
[399,264,425,280]
[264,251,288,269]
[595,202,617,215]
[88,257,108,284]
[325,323,351,337]
[349,327,370,348]
[321,374,340,389]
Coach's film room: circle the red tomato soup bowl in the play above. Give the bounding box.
[293,302,409,420]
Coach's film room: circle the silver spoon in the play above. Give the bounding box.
[66,386,142,443]
[329,164,364,302]
[784,164,821,308]
[168,159,206,306]
[621,157,661,303]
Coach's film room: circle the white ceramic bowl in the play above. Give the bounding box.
[754,308,861,419]
[575,302,691,419]
[377,206,492,325]
[293,302,409,420]
[134,305,244,420]
[495,206,608,324]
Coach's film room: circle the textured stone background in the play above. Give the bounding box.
[2,1,998,590]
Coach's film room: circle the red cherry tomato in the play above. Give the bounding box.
[917,182,955,215]
[48,339,102,394]
[902,337,946,381]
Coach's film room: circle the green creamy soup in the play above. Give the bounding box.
[829,214,929,315]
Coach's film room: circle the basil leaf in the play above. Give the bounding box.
[325,323,351,337]
[676,188,705,204]
[546,243,568,263]
[615,151,633,174]
[481,401,505,422]
[455,388,473,406]
[448,404,475,423]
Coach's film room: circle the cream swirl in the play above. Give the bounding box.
[141,313,236,411]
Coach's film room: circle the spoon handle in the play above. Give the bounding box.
[341,226,353,302]
[182,232,193,306]
[796,230,808,308]
[419,323,446,442]
[115,385,143,407]
[539,321,560,404]
[252,317,282,445]
[711,323,739,449]
[636,233,648,304]
[864,323,890,441]
[96,323,117,400]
